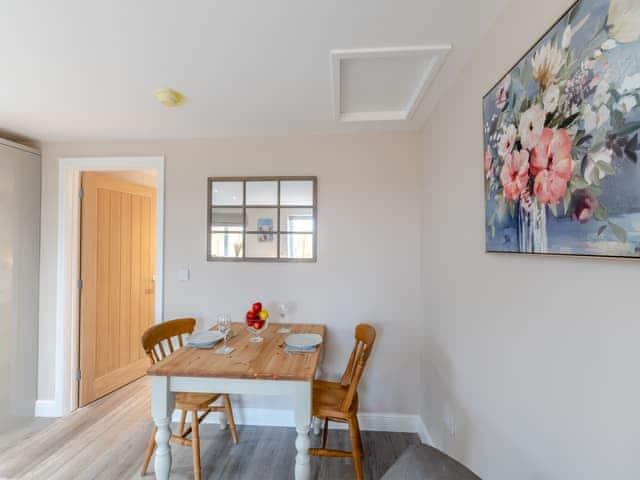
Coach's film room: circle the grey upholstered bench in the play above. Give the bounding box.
[381,444,481,480]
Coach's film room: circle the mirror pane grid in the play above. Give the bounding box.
[208,177,316,261]
[279,233,314,259]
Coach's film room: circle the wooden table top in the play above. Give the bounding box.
[147,322,325,381]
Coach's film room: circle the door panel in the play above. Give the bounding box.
[79,172,156,406]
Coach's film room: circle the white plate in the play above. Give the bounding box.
[187,330,225,346]
[285,333,323,349]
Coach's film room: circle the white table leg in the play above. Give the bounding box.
[152,376,175,480]
[219,408,228,430]
[293,381,312,480]
[312,417,322,436]
[312,361,324,436]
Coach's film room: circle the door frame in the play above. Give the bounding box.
[55,156,165,416]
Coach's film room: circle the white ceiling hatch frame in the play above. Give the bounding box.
[331,45,451,123]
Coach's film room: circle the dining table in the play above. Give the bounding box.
[146,322,326,480]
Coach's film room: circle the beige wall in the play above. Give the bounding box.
[38,133,422,413]
[419,0,640,478]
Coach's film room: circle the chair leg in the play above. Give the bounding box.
[178,409,187,436]
[191,410,202,480]
[222,394,239,444]
[353,414,364,457]
[348,417,364,480]
[141,426,157,475]
[321,417,329,449]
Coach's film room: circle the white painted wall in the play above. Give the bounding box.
[37,133,422,415]
[419,0,640,478]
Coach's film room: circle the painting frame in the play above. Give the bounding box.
[482,0,640,260]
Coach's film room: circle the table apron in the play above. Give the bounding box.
[168,376,311,397]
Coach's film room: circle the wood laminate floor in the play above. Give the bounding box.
[0,378,419,479]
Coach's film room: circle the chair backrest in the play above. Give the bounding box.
[339,323,376,413]
[141,318,196,364]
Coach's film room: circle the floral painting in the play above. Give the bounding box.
[484,0,640,258]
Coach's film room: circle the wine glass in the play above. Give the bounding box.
[217,313,232,353]
[278,303,289,322]
[246,315,269,343]
[276,303,292,334]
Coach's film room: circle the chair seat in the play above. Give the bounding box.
[176,392,220,410]
[312,380,357,419]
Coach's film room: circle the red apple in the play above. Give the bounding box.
[252,302,262,314]
[253,320,264,330]
[246,311,256,322]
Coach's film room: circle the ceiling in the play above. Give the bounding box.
[0,0,510,142]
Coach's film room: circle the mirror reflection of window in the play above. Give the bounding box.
[208,177,316,261]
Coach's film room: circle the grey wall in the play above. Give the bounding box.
[0,141,41,429]
[419,0,640,478]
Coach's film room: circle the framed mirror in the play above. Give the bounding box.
[207,176,317,262]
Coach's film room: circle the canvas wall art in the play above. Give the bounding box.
[257,218,274,242]
[483,0,640,258]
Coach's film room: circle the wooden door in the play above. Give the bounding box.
[79,172,156,406]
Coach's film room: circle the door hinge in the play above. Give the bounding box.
[77,279,83,289]
[78,187,84,199]
[75,369,81,381]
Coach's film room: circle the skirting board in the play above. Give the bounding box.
[34,399,434,446]
[171,408,434,446]
[34,400,61,418]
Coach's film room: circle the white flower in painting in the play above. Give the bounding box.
[562,15,590,50]
[531,43,564,90]
[543,85,561,113]
[621,73,640,93]
[597,104,611,127]
[498,124,517,157]
[601,39,618,50]
[583,104,611,132]
[562,25,573,49]
[519,105,546,149]
[607,0,640,43]
[593,49,603,59]
[593,81,611,106]
[616,95,638,113]
[583,105,597,132]
[584,148,613,184]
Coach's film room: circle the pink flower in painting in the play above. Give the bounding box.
[530,128,573,177]
[572,190,599,223]
[531,128,573,205]
[518,105,546,150]
[495,75,511,109]
[500,149,530,201]
[484,147,493,177]
[533,170,570,205]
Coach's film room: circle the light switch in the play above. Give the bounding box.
[178,266,190,282]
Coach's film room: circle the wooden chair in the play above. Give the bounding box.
[140,318,239,480]
[309,323,376,480]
